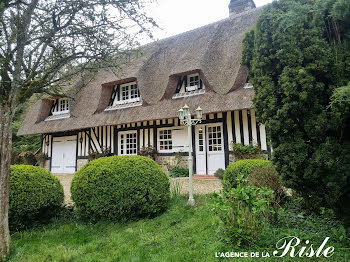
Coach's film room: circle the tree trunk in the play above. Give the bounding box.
[0,103,13,259]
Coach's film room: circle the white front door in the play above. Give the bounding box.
[195,125,207,174]
[206,124,225,174]
[51,136,77,174]
[195,123,225,175]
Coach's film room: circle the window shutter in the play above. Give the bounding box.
[49,100,58,116]
[108,87,117,106]
[184,75,188,88]
[199,79,203,89]
[117,84,120,101]
[175,77,184,94]
[172,128,188,151]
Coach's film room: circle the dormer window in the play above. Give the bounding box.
[172,73,205,99]
[105,81,142,111]
[121,83,139,102]
[59,98,69,113]
[51,98,69,115]
[45,98,70,121]
[187,74,200,91]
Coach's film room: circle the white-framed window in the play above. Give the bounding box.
[119,131,137,155]
[172,73,205,99]
[186,73,200,92]
[189,74,200,87]
[51,98,69,115]
[130,84,139,99]
[207,125,222,152]
[122,85,129,101]
[115,82,140,105]
[159,129,172,151]
[198,128,204,152]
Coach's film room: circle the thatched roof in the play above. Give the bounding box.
[18,8,260,136]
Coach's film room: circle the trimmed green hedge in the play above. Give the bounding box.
[10,165,64,230]
[170,167,189,177]
[223,159,274,189]
[71,155,170,222]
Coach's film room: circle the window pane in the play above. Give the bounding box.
[207,125,223,152]
[159,129,172,151]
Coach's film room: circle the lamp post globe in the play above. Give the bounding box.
[178,108,184,120]
[182,104,190,117]
[195,106,203,120]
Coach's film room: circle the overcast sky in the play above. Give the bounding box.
[144,0,274,42]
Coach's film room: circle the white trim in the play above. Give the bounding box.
[234,110,242,144]
[242,109,249,145]
[250,109,258,146]
[172,88,205,99]
[260,124,267,151]
[105,101,142,111]
[45,113,70,121]
[227,112,233,144]
[244,83,253,89]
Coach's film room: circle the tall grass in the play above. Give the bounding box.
[170,179,183,198]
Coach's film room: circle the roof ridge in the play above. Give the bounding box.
[142,7,262,48]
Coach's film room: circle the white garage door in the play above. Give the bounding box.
[51,136,77,174]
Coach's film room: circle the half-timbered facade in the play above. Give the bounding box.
[19,0,268,174]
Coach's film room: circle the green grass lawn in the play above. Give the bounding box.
[7,196,350,262]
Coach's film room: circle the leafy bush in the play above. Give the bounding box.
[35,152,48,165]
[170,167,189,177]
[87,147,112,161]
[248,166,285,214]
[214,168,225,180]
[23,151,37,165]
[211,175,274,246]
[138,145,158,160]
[277,196,348,241]
[71,155,170,222]
[223,159,274,189]
[164,151,185,173]
[231,143,264,159]
[10,165,64,230]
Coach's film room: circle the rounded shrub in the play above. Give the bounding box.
[248,166,285,216]
[10,165,64,230]
[71,155,170,222]
[223,159,274,189]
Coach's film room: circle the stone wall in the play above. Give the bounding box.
[43,159,50,170]
[156,155,188,173]
[77,159,88,171]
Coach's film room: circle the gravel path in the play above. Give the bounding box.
[54,174,223,206]
[170,177,223,196]
[54,174,74,206]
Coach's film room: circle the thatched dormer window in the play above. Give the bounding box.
[172,73,205,99]
[105,81,142,111]
[44,98,70,121]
